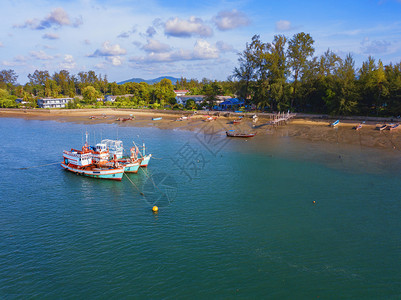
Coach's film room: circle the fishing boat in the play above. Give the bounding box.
[116,146,141,173]
[102,139,151,169]
[331,120,340,127]
[101,139,124,159]
[61,137,124,181]
[226,130,255,138]
[152,117,162,121]
[138,143,151,167]
[388,123,399,130]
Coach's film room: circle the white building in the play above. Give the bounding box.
[176,95,206,106]
[37,97,73,108]
[104,94,133,103]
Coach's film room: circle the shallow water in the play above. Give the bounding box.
[0,117,400,298]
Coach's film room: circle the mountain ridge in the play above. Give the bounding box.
[117,76,181,85]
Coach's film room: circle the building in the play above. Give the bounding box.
[176,95,206,106]
[174,90,189,97]
[104,94,134,103]
[37,97,73,108]
[218,98,245,110]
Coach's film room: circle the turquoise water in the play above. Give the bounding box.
[1,117,401,298]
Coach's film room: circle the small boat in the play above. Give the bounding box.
[331,120,340,127]
[233,118,242,124]
[204,116,217,122]
[226,130,255,138]
[252,115,258,122]
[376,124,388,131]
[176,116,188,121]
[388,123,400,131]
[121,117,133,122]
[355,123,363,130]
[152,117,162,121]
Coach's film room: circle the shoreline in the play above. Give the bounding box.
[1,108,401,151]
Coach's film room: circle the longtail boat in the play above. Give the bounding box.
[226,130,255,138]
[376,124,388,131]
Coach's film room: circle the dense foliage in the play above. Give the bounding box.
[231,33,401,116]
[1,32,400,116]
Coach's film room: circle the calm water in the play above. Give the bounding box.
[1,117,400,298]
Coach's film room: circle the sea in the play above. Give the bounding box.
[0,117,400,299]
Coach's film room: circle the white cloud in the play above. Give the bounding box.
[142,39,171,53]
[131,39,219,63]
[14,7,82,30]
[106,56,123,66]
[42,33,59,40]
[164,17,213,38]
[90,41,127,57]
[193,40,219,59]
[30,50,54,60]
[59,54,76,69]
[275,20,292,31]
[213,9,250,31]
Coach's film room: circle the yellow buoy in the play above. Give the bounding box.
[152,206,158,212]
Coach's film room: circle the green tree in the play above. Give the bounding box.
[82,85,100,104]
[287,32,315,108]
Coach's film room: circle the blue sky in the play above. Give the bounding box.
[1,0,401,84]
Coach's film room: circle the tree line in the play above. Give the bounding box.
[0,69,233,110]
[231,33,401,116]
[1,32,400,116]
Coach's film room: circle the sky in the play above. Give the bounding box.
[1,0,401,84]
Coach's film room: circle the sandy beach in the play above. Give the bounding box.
[1,108,401,151]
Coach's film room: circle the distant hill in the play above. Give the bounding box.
[118,76,181,85]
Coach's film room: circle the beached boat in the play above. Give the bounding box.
[376,124,388,131]
[176,116,188,121]
[61,139,124,181]
[204,115,217,122]
[331,120,340,127]
[226,130,255,138]
[388,123,399,130]
[355,123,363,130]
[233,118,242,124]
[152,117,162,121]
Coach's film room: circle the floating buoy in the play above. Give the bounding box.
[152,206,158,212]
[313,201,316,204]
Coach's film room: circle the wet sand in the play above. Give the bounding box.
[1,108,401,152]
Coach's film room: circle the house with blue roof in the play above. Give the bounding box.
[218,98,245,110]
